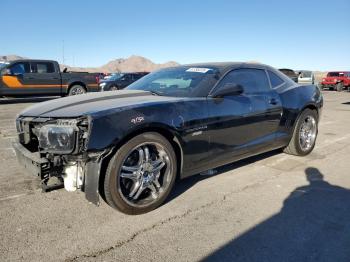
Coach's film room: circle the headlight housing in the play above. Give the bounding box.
[38,125,77,153]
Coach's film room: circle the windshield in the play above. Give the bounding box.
[126,66,219,97]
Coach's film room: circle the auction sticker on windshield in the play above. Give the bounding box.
[186,68,212,73]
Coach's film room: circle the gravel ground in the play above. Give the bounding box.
[0,92,350,262]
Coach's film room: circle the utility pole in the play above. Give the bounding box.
[62,40,65,65]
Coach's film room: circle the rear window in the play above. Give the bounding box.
[31,62,55,73]
[268,70,284,88]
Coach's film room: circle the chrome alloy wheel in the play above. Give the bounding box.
[118,143,171,207]
[299,115,317,151]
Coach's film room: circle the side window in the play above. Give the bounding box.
[32,62,55,73]
[268,70,284,88]
[9,62,30,75]
[216,68,270,94]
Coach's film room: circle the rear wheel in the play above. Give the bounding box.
[284,109,318,156]
[336,82,343,92]
[104,132,177,214]
[68,85,86,96]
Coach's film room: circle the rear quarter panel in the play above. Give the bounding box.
[277,84,323,142]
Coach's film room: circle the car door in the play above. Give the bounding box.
[206,68,282,166]
[27,61,61,95]
[0,61,31,95]
[119,74,132,88]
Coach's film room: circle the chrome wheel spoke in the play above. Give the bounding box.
[153,178,161,189]
[120,172,138,181]
[152,161,165,173]
[129,181,142,198]
[148,184,158,199]
[122,165,139,172]
[138,148,144,165]
[133,182,145,200]
[144,146,150,162]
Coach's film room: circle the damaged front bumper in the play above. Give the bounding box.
[13,141,105,206]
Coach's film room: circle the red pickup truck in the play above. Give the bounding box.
[320,71,350,92]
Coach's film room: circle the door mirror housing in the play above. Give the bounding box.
[212,83,244,98]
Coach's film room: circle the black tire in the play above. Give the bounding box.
[284,109,318,156]
[68,85,86,96]
[336,82,343,92]
[104,132,177,215]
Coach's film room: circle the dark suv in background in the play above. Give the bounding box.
[99,72,149,91]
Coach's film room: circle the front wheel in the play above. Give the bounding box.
[284,109,318,156]
[104,132,177,214]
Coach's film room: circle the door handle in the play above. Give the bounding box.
[269,98,278,105]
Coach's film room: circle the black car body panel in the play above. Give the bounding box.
[14,62,323,205]
[0,59,100,96]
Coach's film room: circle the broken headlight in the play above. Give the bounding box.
[38,125,77,153]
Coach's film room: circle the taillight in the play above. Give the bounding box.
[95,76,100,84]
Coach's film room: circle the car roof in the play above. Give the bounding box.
[9,59,57,63]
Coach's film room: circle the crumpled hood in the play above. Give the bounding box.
[18,90,182,118]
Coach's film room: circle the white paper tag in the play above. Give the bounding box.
[186,67,212,73]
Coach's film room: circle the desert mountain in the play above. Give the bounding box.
[0,54,178,73]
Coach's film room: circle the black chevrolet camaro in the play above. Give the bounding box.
[13,63,323,214]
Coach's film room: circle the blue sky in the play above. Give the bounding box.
[1,0,349,70]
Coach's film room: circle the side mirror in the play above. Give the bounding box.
[212,83,244,98]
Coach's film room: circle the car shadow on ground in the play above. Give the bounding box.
[0,96,59,104]
[201,167,350,262]
[167,149,280,204]
[342,102,350,105]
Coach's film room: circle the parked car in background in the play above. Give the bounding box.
[320,72,350,91]
[0,59,101,97]
[279,69,298,82]
[99,72,149,91]
[298,70,314,85]
[13,62,323,214]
